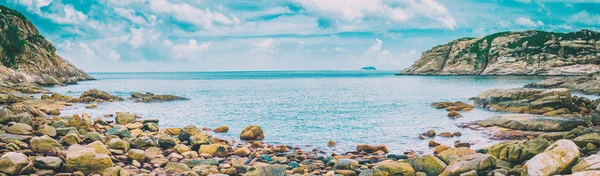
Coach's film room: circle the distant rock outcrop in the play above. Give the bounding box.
[0,6,91,86]
[401,29,600,75]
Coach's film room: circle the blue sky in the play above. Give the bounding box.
[3,0,600,72]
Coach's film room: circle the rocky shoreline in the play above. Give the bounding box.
[1,78,600,176]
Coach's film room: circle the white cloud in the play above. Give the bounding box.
[359,38,417,68]
[113,8,147,25]
[250,39,278,54]
[294,0,456,29]
[129,28,161,48]
[570,10,600,25]
[148,0,239,28]
[334,47,345,52]
[171,39,210,60]
[42,4,88,24]
[514,17,544,27]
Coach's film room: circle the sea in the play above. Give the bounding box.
[47,70,592,154]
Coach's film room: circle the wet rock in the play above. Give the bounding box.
[158,135,177,148]
[487,138,550,165]
[85,104,97,109]
[521,139,580,176]
[240,126,264,140]
[474,114,587,131]
[106,125,131,138]
[115,112,136,125]
[438,132,454,137]
[60,133,82,145]
[86,141,111,155]
[328,140,336,147]
[190,132,214,149]
[144,123,159,132]
[213,126,228,133]
[333,159,359,170]
[432,101,474,111]
[179,125,202,142]
[198,144,232,157]
[103,166,130,176]
[64,145,114,174]
[164,162,191,174]
[447,110,461,118]
[233,147,251,157]
[83,132,102,142]
[127,149,145,162]
[356,144,388,153]
[0,152,29,175]
[439,153,496,176]
[244,163,286,176]
[409,154,447,176]
[572,133,600,147]
[438,148,476,165]
[130,92,189,103]
[108,138,131,152]
[572,153,600,172]
[5,122,33,135]
[79,89,124,103]
[37,124,57,137]
[474,88,577,114]
[174,144,192,154]
[373,162,416,176]
[164,127,181,136]
[30,135,64,153]
[131,136,158,149]
[422,130,436,137]
[33,156,62,170]
[567,171,600,176]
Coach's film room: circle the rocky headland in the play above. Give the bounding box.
[0,6,91,86]
[400,29,600,76]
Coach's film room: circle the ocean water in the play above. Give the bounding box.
[48,71,565,154]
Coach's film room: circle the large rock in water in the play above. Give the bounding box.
[130,92,189,103]
[521,139,580,176]
[474,88,577,115]
[240,126,264,140]
[473,114,587,131]
[65,144,114,174]
[400,29,600,76]
[0,6,92,85]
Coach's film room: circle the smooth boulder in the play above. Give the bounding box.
[240,126,264,140]
[521,139,580,176]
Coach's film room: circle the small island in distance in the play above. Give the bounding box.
[361,66,377,70]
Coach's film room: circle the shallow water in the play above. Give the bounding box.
[48,71,580,154]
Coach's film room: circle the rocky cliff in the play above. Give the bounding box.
[401,29,600,75]
[0,6,91,85]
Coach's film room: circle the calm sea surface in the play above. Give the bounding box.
[48,71,581,154]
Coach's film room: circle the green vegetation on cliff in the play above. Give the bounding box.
[0,5,28,69]
[402,29,600,75]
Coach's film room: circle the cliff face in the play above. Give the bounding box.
[0,6,91,85]
[401,29,600,75]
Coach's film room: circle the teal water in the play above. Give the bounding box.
[49,71,554,154]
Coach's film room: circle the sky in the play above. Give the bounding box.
[3,0,600,72]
